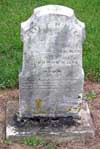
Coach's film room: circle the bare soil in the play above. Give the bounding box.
[0,81,100,149]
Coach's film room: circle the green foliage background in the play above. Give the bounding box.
[0,0,100,88]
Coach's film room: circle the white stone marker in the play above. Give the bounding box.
[19,5,85,118]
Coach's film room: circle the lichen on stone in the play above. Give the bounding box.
[35,98,41,111]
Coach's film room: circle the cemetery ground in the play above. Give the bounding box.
[0,1,100,149]
[0,81,100,149]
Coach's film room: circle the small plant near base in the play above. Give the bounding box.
[4,139,12,145]
[85,90,96,101]
[22,136,46,146]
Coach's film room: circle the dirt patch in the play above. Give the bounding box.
[0,81,100,149]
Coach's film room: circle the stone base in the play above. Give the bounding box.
[6,100,95,143]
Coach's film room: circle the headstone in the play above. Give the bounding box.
[6,5,95,141]
[19,5,85,118]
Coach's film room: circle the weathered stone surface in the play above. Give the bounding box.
[19,5,85,118]
[6,101,95,142]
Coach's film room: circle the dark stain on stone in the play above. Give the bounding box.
[13,114,80,128]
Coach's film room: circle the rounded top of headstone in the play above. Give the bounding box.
[21,5,85,41]
[34,5,74,17]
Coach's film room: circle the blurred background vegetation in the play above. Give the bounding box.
[0,0,100,88]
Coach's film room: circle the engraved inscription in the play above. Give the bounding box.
[19,5,85,117]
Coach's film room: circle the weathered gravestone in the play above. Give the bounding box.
[19,5,85,118]
[6,5,94,141]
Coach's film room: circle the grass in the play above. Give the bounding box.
[4,139,12,145]
[4,137,57,148]
[0,0,100,88]
[85,90,96,101]
[22,136,46,146]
